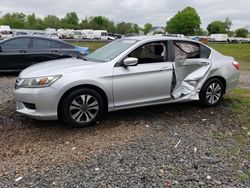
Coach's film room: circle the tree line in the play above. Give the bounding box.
[0,8,248,37]
[0,12,140,35]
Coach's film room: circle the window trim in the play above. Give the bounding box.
[173,40,200,61]
[1,37,31,49]
[172,40,211,61]
[115,40,169,67]
[31,38,63,49]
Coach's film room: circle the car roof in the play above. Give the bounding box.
[0,36,74,46]
[123,35,196,43]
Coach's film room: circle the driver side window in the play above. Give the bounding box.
[128,42,167,64]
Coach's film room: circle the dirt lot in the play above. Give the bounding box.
[0,72,249,187]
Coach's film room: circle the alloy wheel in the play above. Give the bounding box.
[69,94,99,122]
[206,83,222,105]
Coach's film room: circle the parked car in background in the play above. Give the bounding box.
[15,31,29,36]
[71,30,83,39]
[107,33,116,40]
[0,25,14,39]
[13,36,239,127]
[32,32,46,37]
[93,30,108,40]
[46,33,59,39]
[0,36,89,72]
[57,29,73,39]
[82,29,94,39]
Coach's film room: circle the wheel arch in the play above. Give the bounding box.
[57,84,109,117]
[203,76,226,94]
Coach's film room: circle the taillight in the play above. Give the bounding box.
[233,61,239,70]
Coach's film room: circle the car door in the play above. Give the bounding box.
[113,41,173,108]
[28,38,62,66]
[0,37,30,71]
[171,40,212,98]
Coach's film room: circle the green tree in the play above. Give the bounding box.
[195,28,208,36]
[143,23,152,35]
[207,18,232,34]
[26,13,37,29]
[224,17,232,32]
[207,21,226,34]
[0,13,26,28]
[116,22,139,35]
[165,7,201,36]
[43,15,61,29]
[61,12,79,29]
[235,28,248,38]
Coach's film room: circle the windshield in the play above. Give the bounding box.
[85,39,138,62]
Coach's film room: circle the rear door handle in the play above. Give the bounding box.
[50,50,58,53]
[198,62,209,65]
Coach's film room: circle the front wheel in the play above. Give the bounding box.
[59,88,105,127]
[199,78,224,107]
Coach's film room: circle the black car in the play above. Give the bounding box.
[0,36,89,72]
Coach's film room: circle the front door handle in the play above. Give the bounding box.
[51,50,58,53]
[160,67,172,71]
[19,50,27,53]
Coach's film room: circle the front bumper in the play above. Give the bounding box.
[14,86,60,120]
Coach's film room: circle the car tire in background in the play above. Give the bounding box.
[59,88,105,127]
[199,78,225,107]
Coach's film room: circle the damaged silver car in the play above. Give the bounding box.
[14,36,239,127]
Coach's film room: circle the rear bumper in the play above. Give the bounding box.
[226,70,240,93]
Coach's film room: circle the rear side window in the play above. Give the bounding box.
[1,38,30,49]
[174,41,200,60]
[32,39,62,49]
[51,41,62,48]
[61,43,74,49]
[33,39,50,49]
[200,44,211,58]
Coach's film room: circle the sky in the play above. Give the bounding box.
[0,0,249,30]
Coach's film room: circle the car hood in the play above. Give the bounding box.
[19,58,100,78]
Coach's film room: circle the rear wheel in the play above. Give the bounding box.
[59,88,105,127]
[199,78,224,106]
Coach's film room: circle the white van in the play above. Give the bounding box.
[70,30,83,39]
[0,25,13,39]
[82,29,94,39]
[93,30,108,40]
[210,34,228,42]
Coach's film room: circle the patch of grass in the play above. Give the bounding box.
[209,44,250,71]
[239,170,250,181]
[221,89,250,182]
[71,41,108,52]
[225,88,250,128]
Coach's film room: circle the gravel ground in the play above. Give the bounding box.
[0,73,249,187]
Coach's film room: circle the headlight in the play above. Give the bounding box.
[19,75,61,88]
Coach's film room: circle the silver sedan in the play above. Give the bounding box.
[13,36,239,127]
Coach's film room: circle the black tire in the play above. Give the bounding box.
[59,88,105,128]
[199,78,224,107]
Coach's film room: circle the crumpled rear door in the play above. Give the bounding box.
[172,58,211,98]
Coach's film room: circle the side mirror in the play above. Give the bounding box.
[123,57,138,66]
